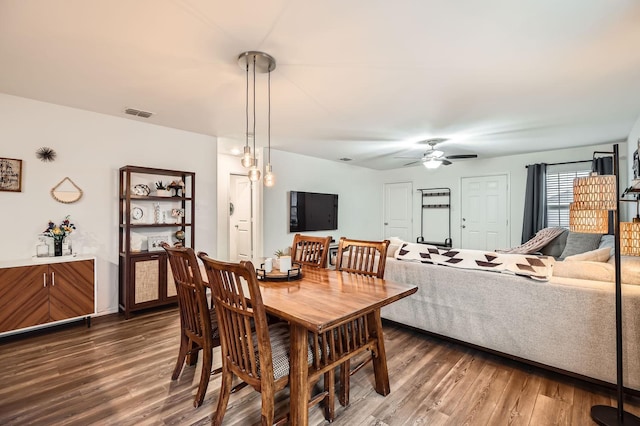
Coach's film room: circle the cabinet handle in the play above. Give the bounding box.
[43,273,47,287]
[51,272,55,286]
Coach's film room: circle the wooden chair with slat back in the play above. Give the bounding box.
[291,234,332,268]
[197,253,335,425]
[163,243,221,408]
[335,237,390,407]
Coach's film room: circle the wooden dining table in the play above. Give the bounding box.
[252,265,418,426]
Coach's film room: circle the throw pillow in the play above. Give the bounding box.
[559,232,603,260]
[540,228,569,258]
[564,247,611,262]
[598,234,615,257]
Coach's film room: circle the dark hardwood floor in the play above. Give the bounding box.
[1,307,638,425]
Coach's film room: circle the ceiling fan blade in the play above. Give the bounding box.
[446,154,478,160]
[442,159,453,166]
[403,160,422,166]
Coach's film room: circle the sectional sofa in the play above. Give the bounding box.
[380,236,640,390]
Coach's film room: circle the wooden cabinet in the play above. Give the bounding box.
[0,258,95,334]
[119,165,194,318]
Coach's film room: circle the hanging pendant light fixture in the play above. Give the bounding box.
[264,67,275,187]
[238,51,276,185]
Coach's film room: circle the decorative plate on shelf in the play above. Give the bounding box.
[132,184,151,196]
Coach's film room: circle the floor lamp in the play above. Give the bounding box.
[570,144,640,425]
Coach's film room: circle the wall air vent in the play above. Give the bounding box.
[124,108,154,118]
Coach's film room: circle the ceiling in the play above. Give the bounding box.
[1,1,640,170]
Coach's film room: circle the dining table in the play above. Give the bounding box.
[251,264,418,426]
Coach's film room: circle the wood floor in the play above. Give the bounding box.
[1,308,639,426]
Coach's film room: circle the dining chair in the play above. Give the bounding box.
[163,243,221,408]
[335,237,390,406]
[291,234,332,268]
[198,253,335,425]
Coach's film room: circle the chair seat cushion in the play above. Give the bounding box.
[255,323,314,380]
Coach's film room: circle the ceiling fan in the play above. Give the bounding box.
[397,138,478,169]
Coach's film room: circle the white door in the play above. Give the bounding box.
[229,174,252,261]
[383,182,412,242]
[461,174,509,251]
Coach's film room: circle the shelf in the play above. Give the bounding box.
[421,192,449,197]
[122,195,193,201]
[120,223,191,228]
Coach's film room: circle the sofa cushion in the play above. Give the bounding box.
[553,260,615,282]
[608,256,640,285]
[387,237,405,258]
[564,247,611,262]
[559,232,603,260]
[539,228,569,258]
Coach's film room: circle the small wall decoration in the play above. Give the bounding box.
[0,157,22,192]
[36,147,57,162]
[51,177,83,203]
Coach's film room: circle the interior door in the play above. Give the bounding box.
[229,174,252,261]
[383,182,412,242]
[461,174,509,250]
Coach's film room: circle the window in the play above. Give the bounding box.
[546,168,590,228]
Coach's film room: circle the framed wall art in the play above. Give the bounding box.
[0,157,22,192]
[147,234,170,252]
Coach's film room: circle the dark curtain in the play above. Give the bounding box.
[521,163,547,243]
[593,156,614,234]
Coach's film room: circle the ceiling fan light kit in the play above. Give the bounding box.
[398,138,478,168]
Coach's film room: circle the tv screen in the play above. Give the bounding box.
[289,191,338,232]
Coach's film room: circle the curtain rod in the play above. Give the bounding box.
[525,159,591,168]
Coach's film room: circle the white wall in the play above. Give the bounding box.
[375,142,627,248]
[0,94,217,315]
[262,149,380,256]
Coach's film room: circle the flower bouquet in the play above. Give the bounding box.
[43,215,76,256]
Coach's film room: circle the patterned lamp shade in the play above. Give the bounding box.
[621,222,640,256]
[569,203,609,234]
[572,174,617,211]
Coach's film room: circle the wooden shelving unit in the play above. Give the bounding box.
[118,165,195,318]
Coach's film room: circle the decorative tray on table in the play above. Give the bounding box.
[256,262,303,281]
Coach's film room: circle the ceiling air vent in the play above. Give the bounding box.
[339,157,352,162]
[124,108,154,118]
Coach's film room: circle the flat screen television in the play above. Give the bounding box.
[289,191,338,232]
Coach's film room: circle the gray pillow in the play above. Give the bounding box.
[559,232,603,260]
[540,228,569,259]
[598,234,615,258]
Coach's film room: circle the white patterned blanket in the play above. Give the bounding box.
[395,242,555,281]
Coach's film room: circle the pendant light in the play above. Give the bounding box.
[264,67,275,187]
[238,51,276,185]
[240,59,253,168]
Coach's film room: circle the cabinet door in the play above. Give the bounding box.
[0,265,49,332]
[132,254,162,305]
[49,260,95,322]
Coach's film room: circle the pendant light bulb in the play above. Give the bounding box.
[264,163,275,187]
[248,166,261,182]
[241,146,253,168]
